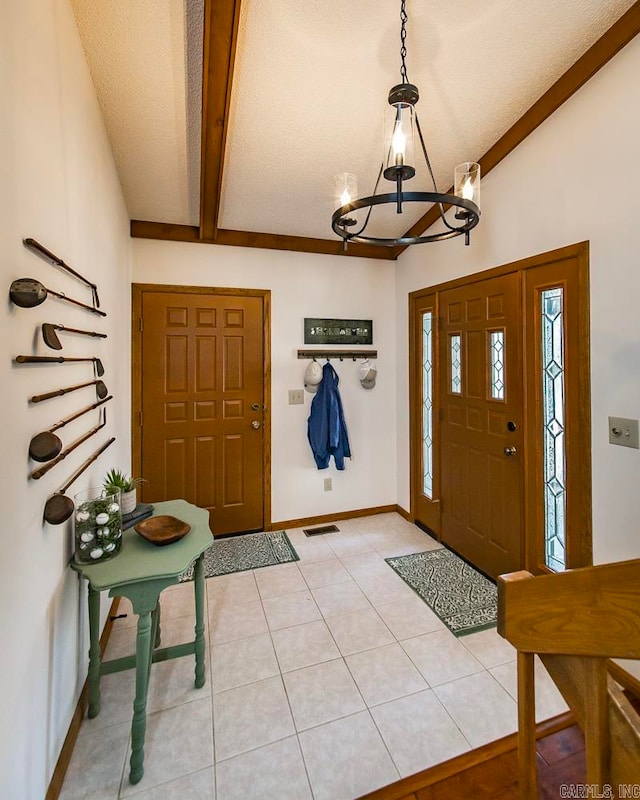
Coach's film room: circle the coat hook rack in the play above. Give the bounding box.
[297,349,377,362]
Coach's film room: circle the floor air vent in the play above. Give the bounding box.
[303,524,340,537]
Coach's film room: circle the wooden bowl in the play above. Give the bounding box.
[135,515,191,546]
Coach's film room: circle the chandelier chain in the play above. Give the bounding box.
[400,0,408,83]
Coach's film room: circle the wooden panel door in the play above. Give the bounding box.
[439,273,523,578]
[139,291,266,535]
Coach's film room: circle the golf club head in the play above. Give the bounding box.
[95,380,108,399]
[94,358,105,377]
[42,323,63,350]
[43,493,74,525]
[29,430,63,462]
[9,278,47,308]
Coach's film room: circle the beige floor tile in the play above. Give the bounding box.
[371,690,470,776]
[434,671,518,747]
[325,535,374,558]
[262,590,322,630]
[120,697,214,796]
[79,670,136,732]
[375,595,445,640]
[158,582,200,621]
[215,736,312,800]
[212,676,295,761]
[124,767,215,800]
[355,571,415,606]
[211,633,279,692]
[325,607,395,656]
[147,654,211,713]
[490,657,569,722]
[271,619,340,673]
[283,658,365,731]
[208,600,268,645]
[292,539,336,563]
[460,627,516,668]
[375,541,431,558]
[311,580,371,617]
[255,562,307,599]
[339,551,390,581]
[207,571,260,610]
[299,710,399,800]
[346,643,428,706]
[299,557,352,588]
[59,721,129,800]
[155,613,207,650]
[401,630,485,686]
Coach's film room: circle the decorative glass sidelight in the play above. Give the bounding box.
[490,330,505,400]
[541,288,567,571]
[450,334,462,394]
[422,312,433,498]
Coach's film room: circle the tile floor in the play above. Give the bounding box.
[59,513,568,800]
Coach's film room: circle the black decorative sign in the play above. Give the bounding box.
[304,318,373,345]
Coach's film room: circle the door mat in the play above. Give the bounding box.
[179,530,299,581]
[385,547,497,637]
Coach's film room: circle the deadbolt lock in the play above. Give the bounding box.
[251,403,260,411]
[507,421,517,431]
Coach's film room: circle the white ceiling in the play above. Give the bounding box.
[71,0,636,243]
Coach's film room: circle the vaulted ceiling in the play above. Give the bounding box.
[71,0,639,260]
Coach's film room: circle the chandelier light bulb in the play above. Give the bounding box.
[340,188,352,206]
[392,123,406,166]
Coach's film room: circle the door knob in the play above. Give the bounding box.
[504,446,517,456]
[251,420,261,429]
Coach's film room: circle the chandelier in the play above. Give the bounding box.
[331,0,481,249]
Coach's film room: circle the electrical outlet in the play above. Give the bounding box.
[288,389,304,405]
[324,477,332,492]
[608,416,639,449]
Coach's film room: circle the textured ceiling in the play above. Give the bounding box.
[71,0,636,242]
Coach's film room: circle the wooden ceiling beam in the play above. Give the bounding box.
[396,1,640,255]
[130,220,396,260]
[199,0,242,241]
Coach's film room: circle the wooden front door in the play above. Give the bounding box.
[439,273,523,578]
[137,287,268,535]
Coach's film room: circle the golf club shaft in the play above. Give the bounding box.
[57,437,116,495]
[31,379,103,403]
[23,238,101,307]
[31,416,107,479]
[46,286,106,316]
[49,395,112,433]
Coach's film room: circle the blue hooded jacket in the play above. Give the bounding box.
[307,362,351,470]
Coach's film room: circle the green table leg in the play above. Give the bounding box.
[129,611,154,785]
[194,556,206,689]
[87,585,101,718]
[153,600,162,649]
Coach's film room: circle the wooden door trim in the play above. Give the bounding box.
[408,241,591,573]
[131,282,272,530]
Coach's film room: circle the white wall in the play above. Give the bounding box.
[0,2,131,797]
[396,35,640,569]
[132,240,397,523]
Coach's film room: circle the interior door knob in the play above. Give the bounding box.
[251,420,261,429]
[504,446,517,456]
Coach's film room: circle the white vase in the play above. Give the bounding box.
[120,489,137,515]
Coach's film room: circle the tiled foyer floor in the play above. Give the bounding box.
[59,513,567,800]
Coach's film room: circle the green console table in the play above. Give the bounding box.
[71,499,213,785]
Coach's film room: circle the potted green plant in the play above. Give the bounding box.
[103,469,144,516]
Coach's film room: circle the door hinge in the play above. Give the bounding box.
[139,411,143,427]
[139,318,144,332]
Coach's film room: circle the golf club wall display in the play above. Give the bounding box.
[42,323,107,350]
[11,236,112,525]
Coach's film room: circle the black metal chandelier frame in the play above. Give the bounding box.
[332,0,481,249]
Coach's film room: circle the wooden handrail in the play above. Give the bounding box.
[498,560,640,658]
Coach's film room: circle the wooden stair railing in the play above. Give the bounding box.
[498,560,640,799]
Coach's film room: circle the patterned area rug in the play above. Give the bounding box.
[180,530,299,581]
[386,547,497,637]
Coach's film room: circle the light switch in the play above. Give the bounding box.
[288,389,304,405]
[608,416,639,449]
